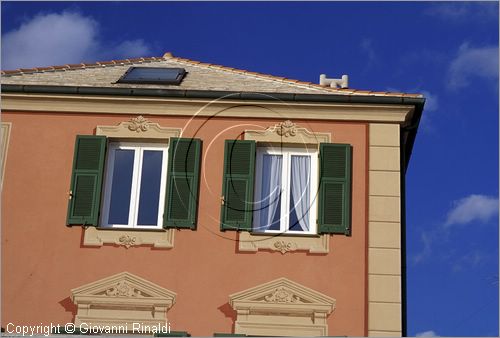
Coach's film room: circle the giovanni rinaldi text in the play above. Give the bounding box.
[5,322,172,336]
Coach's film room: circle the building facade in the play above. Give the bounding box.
[1,53,424,336]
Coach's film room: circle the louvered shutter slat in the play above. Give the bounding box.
[318,143,352,235]
[66,135,106,226]
[164,138,202,229]
[220,140,256,231]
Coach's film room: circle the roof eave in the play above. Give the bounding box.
[1,84,424,169]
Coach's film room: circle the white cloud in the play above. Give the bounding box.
[110,40,151,59]
[1,11,152,70]
[452,251,488,272]
[426,2,498,21]
[360,38,376,65]
[416,330,439,337]
[445,194,499,227]
[447,43,499,90]
[411,231,433,265]
[2,12,98,69]
[413,194,498,265]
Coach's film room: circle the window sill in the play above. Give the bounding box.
[238,232,329,254]
[83,227,174,249]
[250,231,320,237]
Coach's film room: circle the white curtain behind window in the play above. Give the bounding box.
[258,154,282,231]
[290,155,310,231]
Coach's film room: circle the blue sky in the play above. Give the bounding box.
[1,1,499,336]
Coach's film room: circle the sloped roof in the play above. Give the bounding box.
[1,52,422,98]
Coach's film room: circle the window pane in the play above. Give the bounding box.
[118,67,186,84]
[137,150,163,226]
[108,149,134,224]
[256,154,282,231]
[289,155,311,232]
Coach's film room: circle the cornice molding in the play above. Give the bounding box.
[1,93,414,124]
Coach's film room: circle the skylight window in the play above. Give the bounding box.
[117,67,186,85]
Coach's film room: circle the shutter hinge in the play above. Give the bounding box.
[68,190,73,200]
[220,196,225,206]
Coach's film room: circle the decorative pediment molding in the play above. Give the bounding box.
[244,120,330,145]
[96,115,181,140]
[103,280,143,297]
[71,271,176,301]
[264,286,303,303]
[229,278,336,336]
[230,277,335,309]
[71,272,176,330]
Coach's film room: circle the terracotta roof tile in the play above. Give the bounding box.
[33,67,53,72]
[66,64,86,69]
[383,91,405,96]
[127,57,144,63]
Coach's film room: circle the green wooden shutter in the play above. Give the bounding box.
[220,140,256,231]
[318,143,352,235]
[66,135,106,226]
[164,138,202,229]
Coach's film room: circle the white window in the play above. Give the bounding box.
[253,146,318,235]
[101,142,168,229]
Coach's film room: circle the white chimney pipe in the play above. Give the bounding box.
[319,74,349,88]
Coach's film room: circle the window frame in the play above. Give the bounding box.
[117,67,187,85]
[100,141,169,230]
[253,146,318,235]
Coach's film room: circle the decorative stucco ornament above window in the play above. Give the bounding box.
[96,115,181,139]
[229,277,336,336]
[245,120,330,145]
[70,272,176,330]
[128,115,151,132]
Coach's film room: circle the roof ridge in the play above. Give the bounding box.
[161,53,422,97]
[164,53,352,95]
[1,52,423,98]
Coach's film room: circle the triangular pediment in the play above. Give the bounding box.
[229,277,335,308]
[71,272,176,301]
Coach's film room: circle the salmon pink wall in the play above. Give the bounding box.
[1,112,367,336]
